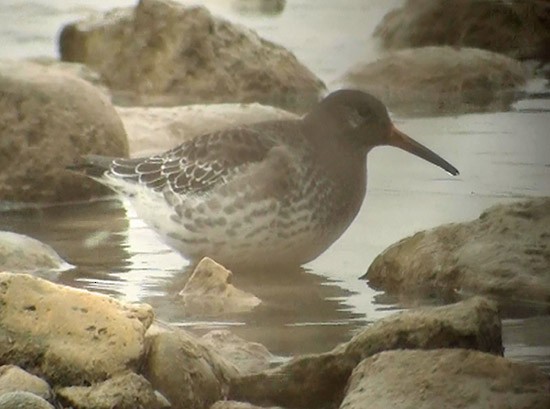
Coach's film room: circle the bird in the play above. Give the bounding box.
[71,90,459,271]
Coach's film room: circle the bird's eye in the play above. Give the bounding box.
[345,107,364,128]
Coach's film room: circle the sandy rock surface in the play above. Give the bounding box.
[374,0,550,62]
[366,198,550,305]
[179,257,261,316]
[0,231,71,274]
[0,59,128,203]
[340,46,526,116]
[117,103,297,157]
[340,349,550,409]
[0,272,153,386]
[59,0,324,112]
[229,297,502,409]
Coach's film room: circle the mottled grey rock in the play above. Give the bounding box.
[143,323,239,409]
[0,391,54,409]
[0,273,153,386]
[0,59,128,203]
[117,103,297,157]
[59,0,324,112]
[366,198,550,305]
[57,372,169,409]
[211,401,284,409]
[340,349,550,409]
[374,0,550,62]
[229,297,502,409]
[179,257,261,317]
[0,365,52,402]
[202,330,273,375]
[340,46,526,116]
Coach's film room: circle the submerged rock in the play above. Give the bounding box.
[340,46,526,116]
[365,198,550,306]
[0,231,72,274]
[0,273,153,386]
[340,349,550,409]
[0,59,128,203]
[229,297,502,409]
[179,257,261,316]
[59,0,324,112]
[117,103,297,157]
[374,0,550,62]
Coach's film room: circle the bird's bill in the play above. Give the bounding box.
[388,127,459,176]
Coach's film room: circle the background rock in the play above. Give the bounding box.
[374,0,550,62]
[340,46,526,116]
[117,103,297,157]
[229,297,502,409]
[179,257,261,317]
[143,324,239,409]
[59,0,324,113]
[201,330,273,375]
[0,231,72,274]
[340,349,550,409]
[0,365,52,402]
[211,401,284,409]
[365,198,550,307]
[0,273,153,386]
[0,59,128,203]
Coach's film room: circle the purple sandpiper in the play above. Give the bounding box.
[72,90,459,270]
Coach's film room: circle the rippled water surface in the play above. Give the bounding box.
[1,0,549,370]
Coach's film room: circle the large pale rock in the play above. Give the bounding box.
[117,103,298,157]
[340,46,526,116]
[229,297,502,409]
[340,349,550,409]
[57,372,169,409]
[143,324,239,409]
[59,0,324,112]
[366,198,550,305]
[0,231,72,274]
[0,273,153,386]
[374,0,550,62]
[0,365,52,402]
[201,330,273,375]
[179,257,261,317]
[0,60,128,203]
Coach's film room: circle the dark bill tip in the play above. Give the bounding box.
[389,127,459,176]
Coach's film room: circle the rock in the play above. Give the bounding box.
[57,372,169,409]
[374,0,550,62]
[0,391,54,409]
[231,0,286,15]
[229,297,502,409]
[365,198,550,306]
[116,103,298,157]
[59,0,324,113]
[0,365,52,402]
[0,273,153,386]
[0,59,128,203]
[179,258,261,317]
[340,46,527,116]
[201,330,273,374]
[143,324,239,409]
[211,401,284,409]
[0,231,72,274]
[340,349,550,409]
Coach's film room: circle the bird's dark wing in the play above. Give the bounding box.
[109,127,276,196]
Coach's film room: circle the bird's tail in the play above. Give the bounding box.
[67,154,114,178]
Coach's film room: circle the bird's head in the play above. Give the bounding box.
[306,89,459,176]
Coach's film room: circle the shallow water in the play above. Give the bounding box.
[1,0,550,370]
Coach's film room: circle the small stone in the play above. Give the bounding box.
[0,391,54,409]
[0,365,52,402]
